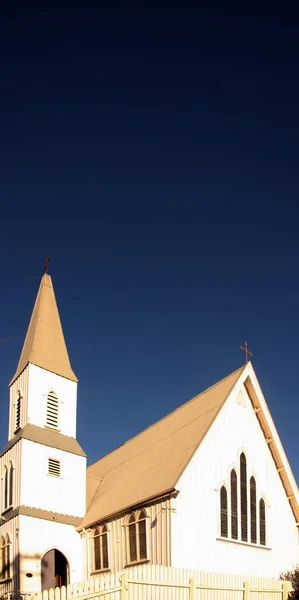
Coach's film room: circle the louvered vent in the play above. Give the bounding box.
[46,391,59,428]
[15,396,21,431]
[48,458,61,477]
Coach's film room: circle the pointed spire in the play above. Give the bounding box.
[10,274,78,385]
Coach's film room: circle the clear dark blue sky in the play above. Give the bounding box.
[0,4,299,480]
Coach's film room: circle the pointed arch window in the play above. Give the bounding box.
[220,486,228,538]
[250,476,257,544]
[92,525,109,572]
[46,390,59,429]
[3,464,14,512]
[240,453,248,541]
[9,463,13,508]
[0,535,11,581]
[3,468,8,511]
[259,498,266,546]
[127,509,148,564]
[230,469,238,540]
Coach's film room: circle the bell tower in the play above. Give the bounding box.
[0,269,86,596]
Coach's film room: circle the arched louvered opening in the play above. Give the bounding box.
[127,509,148,564]
[250,476,257,544]
[240,453,248,541]
[8,463,13,508]
[46,390,59,428]
[220,486,228,538]
[230,469,238,540]
[259,498,266,546]
[15,395,21,431]
[3,467,8,511]
[93,525,109,571]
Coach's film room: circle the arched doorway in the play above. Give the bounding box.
[41,549,69,591]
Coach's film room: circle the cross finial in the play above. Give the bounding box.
[240,342,253,364]
[43,257,51,274]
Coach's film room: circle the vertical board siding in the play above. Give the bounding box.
[87,497,172,576]
[24,565,292,600]
[0,441,22,510]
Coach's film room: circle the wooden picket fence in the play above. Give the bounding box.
[23,565,293,600]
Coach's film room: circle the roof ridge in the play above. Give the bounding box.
[87,364,246,470]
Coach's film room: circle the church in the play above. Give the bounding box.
[0,273,298,597]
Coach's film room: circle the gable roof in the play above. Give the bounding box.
[79,365,245,529]
[243,366,299,525]
[10,274,77,385]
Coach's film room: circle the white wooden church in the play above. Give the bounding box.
[0,273,298,596]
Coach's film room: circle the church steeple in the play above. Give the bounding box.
[10,273,77,385]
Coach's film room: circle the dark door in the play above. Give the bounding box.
[41,549,69,591]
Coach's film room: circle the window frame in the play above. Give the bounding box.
[0,535,11,581]
[220,485,228,538]
[230,468,238,540]
[219,458,268,548]
[125,509,149,566]
[240,453,248,542]
[92,524,110,573]
[259,497,266,546]
[250,475,257,544]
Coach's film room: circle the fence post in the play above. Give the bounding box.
[243,581,249,600]
[121,571,129,600]
[189,578,195,600]
[282,581,290,600]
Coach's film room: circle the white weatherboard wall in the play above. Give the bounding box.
[18,515,84,593]
[171,376,299,577]
[20,439,86,517]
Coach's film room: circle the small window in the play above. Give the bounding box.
[250,476,257,544]
[93,525,109,571]
[230,469,238,540]
[259,498,266,546]
[48,458,61,478]
[46,391,59,429]
[127,509,148,564]
[15,395,21,432]
[220,486,228,538]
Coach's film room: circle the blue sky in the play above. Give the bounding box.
[0,5,298,481]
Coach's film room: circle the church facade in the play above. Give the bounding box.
[0,274,298,596]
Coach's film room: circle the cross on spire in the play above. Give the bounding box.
[240,342,253,364]
[43,257,51,274]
